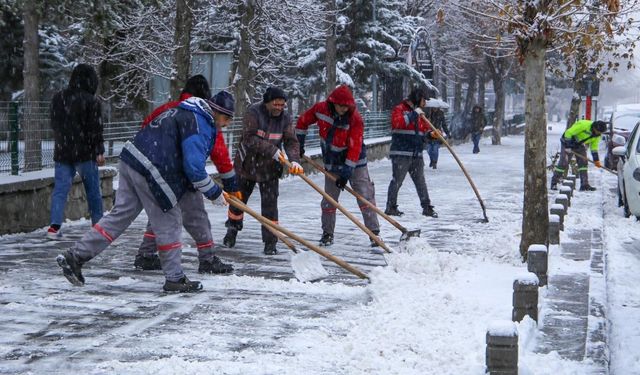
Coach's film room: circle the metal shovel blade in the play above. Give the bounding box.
[399,229,421,242]
[290,250,329,282]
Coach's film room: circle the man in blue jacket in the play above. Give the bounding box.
[56,92,235,293]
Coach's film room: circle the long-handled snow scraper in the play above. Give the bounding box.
[261,219,328,282]
[303,155,420,242]
[566,149,618,176]
[421,115,489,223]
[223,193,368,280]
[280,159,392,253]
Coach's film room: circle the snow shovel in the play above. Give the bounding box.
[281,159,392,253]
[303,155,421,242]
[566,149,618,176]
[422,115,490,223]
[261,219,329,282]
[223,193,368,280]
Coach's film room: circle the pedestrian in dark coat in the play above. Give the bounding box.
[222,86,303,255]
[426,107,449,169]
[470,105,486,154]
[47,63,105,239]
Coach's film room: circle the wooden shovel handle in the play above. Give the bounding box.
[422,115,489,222]
[225,195,369,279]
[303,155,408,234]
[281,159,392,253]
[566,149,618,175]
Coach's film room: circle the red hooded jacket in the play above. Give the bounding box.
[295,85,366,170]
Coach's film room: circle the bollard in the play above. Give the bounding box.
[527,244,548,287]
[549,203,565,231]
[566,174,577,185]
[561,179,574,194]
[512,272,539,322]
[549,214,560,245]
[559,186,572,205]
[486,321,518,375]
[555,194,569,212]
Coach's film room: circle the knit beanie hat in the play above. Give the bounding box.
[262,86,288,103]
[208,90,235,117]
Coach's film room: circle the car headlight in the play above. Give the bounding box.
[634,168,640,182]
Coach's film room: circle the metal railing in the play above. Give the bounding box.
[0,101,391,175]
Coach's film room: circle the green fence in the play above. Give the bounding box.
[0,101,391,175]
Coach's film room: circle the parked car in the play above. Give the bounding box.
[604,108,640,169]
[613,121,640,219]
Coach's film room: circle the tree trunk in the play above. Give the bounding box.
[492,77,505,145]
[325,0,336,96]
[477,71,485,109]
[453,79,462,113]
[440,64,448,101]
[463,71,477,116]
[22,0,41,172]
[171,0,194,100]
[233,0,255,117]
[567,71,583,129]
[519,40,549,260]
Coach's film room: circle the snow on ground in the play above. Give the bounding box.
[0,125,638,374]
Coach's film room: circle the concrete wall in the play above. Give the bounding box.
[0,140,392,236]
[0,168,117,235]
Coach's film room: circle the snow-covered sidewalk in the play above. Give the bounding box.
[0,130,637,374]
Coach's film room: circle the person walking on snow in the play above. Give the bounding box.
[385,88,438,218]
[296,85,381,247]
[133,76,239,275]
[222,87,304,255]
[470,105,486,154]
[56,94,235,293]
[47,63,105,239]
[550,119,607,191]
[426,106,449,169]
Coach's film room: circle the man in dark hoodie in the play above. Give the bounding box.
[222,86,303,255]
[47,63,105,239]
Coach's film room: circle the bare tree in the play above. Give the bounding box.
[171,0,194,100]
[22,0,41,172]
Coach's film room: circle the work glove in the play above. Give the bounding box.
[210,191,228,206]
[430,131,439,139]
[335,165,354,190]
[594,160,602,168]
[289,161,304,175]
[227,191,243,201]
[273,150,286,163]
[415,107,425,117]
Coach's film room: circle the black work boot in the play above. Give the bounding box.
[369,230,383,248]
[319,232,334,246]
[198,255,234,274]
[384,206,404,216]
[56,251,85,286]
[134,254,162,270]
[263,242,278,255]
[432,161,437,169]
[423,205,438,218]
[163,276,203,293]
[223,228,238,248]
[580,184,596,191]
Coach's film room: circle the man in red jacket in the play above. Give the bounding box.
[134,75,240,274]
[296,85,381,247]
[386,88,437,218]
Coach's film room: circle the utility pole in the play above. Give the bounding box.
[371,0,378,111]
